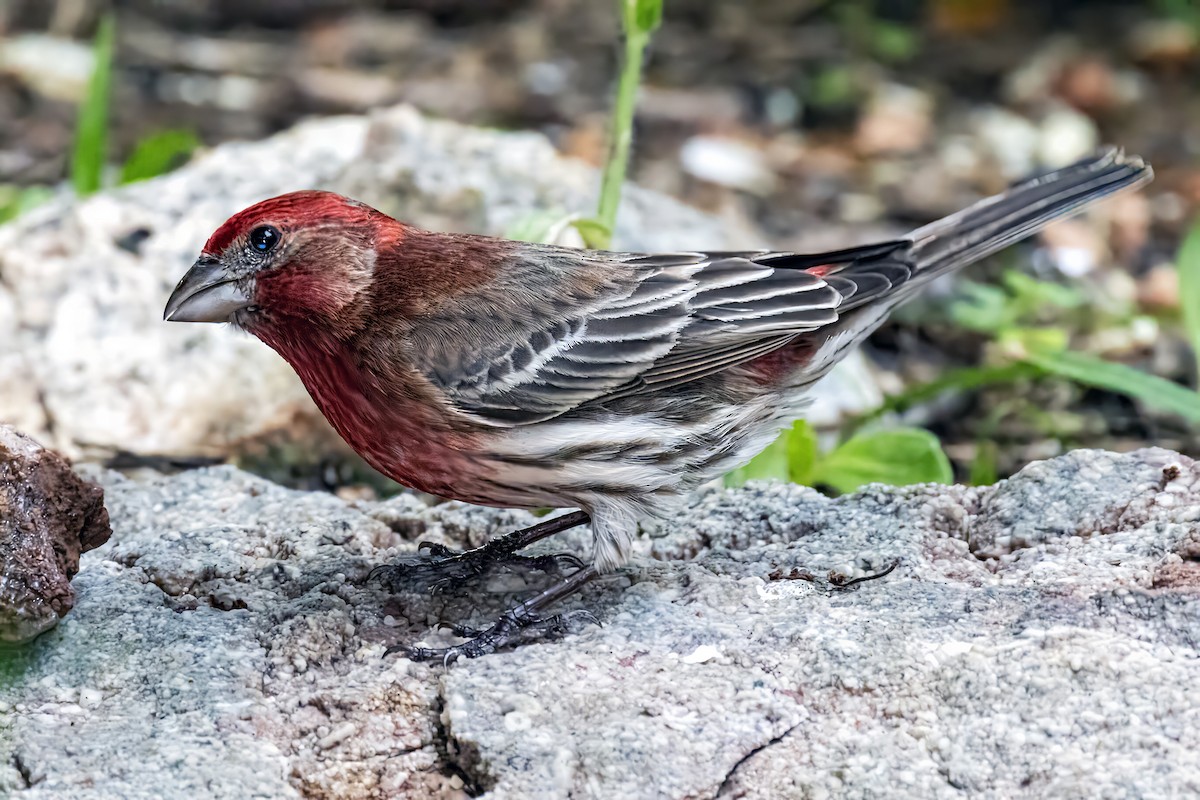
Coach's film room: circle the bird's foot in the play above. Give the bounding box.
[369,510,592,594]
[369,540,585,594]
[387,564,601,663]
[390,608,599,664]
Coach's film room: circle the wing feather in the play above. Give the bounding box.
[411,244,914,426]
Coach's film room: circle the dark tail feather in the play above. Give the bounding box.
[907,148,1152,279]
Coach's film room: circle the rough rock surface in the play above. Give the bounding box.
[0,425,110,643]
[1,448,1197,798]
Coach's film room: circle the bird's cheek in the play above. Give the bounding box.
[256,270,355,321]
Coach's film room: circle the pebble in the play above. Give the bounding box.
[680,135,777,194]
[317,721,358,750]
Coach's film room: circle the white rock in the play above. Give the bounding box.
[680,135,777,194]
[1037,105,1099,167]
[971,106,1040,180]
[0,34,93,102]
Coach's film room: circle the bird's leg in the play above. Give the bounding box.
[370,510,591,593]
[392,565,600,663]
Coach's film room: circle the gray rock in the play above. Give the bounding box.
[1,448,1197,798]
[0,425,110,643]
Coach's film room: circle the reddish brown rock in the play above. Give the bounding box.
[0,425,111,643]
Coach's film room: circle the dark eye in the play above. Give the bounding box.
[249,225,280,253]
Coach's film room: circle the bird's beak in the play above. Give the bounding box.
[163,257,251,323]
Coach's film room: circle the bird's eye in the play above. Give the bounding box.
[249,225,280,253]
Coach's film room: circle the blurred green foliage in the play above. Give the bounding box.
[727,420,953,492]
[838,0,920,64]
[948,270,1085,333]
[1177,219,1200,382]
[119,130,202,186]
[1,14,200,228]
[1155,0,1200,29]
[1009,330,1200,426]
[942,267,1200,426]
[0,185,54,225]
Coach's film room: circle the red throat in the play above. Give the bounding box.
[248,318,480,498]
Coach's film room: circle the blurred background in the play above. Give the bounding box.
[1,0,1199,489]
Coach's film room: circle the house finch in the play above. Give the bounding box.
[165,148,1151,660]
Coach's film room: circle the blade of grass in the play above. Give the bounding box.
[71,14,116,197]
[1018,345,1200,425]
[969,439,999,486]
[847,362,1041,436]
[1177,219,1200,384]
[784,420,819,485]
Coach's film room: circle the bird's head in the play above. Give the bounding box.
[164,191,396,334]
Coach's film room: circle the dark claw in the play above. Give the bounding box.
[563,608,601,629]
[393,608,599,663]
[369,540,587,595]
[520,551,586,576]
[436,620,486,638]
[417,541,456,558]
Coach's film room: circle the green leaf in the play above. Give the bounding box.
[726,420,820,487]
[71,15,116,196]
[570,217,612,249]
[625,0,664,35]
[0,185,54,225]
[725,435,790,487]
[871,20,918,62]
[808,65,860,109]
[1177,219,1200,383]
[503,212,612,248]
[119,129,200,185]
[784,420,818,485]
[865,362,1040,420]
[813,428,953,494]
[969,439,999,486]
[946,281,1013,333]
[1002,270,1084,313]
[1003,325,1069,355]
[1017,344,1200,425]
[505,210,575,244]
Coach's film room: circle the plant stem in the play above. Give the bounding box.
[595,1,657,249]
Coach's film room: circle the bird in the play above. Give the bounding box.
[165,148,1152,661]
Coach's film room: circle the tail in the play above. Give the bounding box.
[907,148,1152,279]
